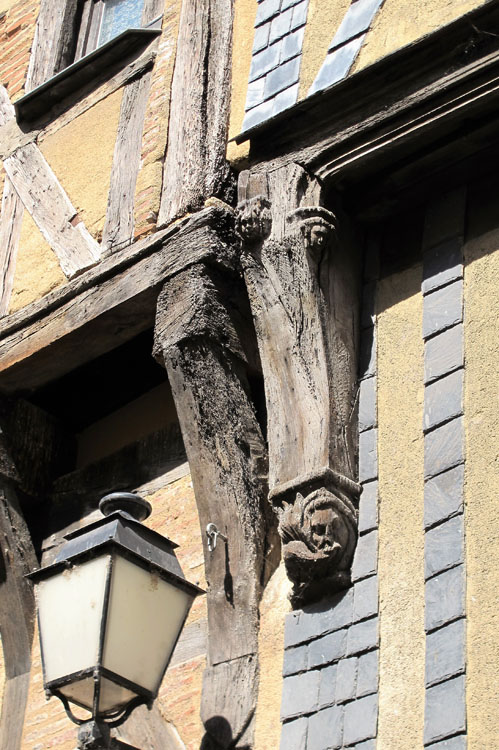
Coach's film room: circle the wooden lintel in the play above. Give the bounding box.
[0,207,235,393]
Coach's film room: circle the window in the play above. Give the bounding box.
[75,0,161,60]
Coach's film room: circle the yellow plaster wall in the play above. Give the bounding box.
[9,89,123,313]
[376,265,425,748]
[298,0,350,98]
[463,208,499,748]
[227,0,257,166]
[254,561,291,750]
[354,0,489,73]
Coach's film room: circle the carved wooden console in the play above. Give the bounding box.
[237,165,361,608]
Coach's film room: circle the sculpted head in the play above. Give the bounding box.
[305,489,354,563]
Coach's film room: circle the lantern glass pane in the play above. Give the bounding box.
[102,554,195,694]
[36,555,111,684]
[59,675,137,714]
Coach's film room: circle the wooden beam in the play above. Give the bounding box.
[3,143,101,278]
[0,180,23,316]
[158,0,234,225]
[0,207,234,392]
[154,261,270,749]
[102,71,152,252]
[25,0,79,90]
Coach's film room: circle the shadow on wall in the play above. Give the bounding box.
[201,716,250,750]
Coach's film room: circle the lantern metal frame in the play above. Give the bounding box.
[28,493,204,731]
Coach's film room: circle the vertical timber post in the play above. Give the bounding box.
[153,209,271,749]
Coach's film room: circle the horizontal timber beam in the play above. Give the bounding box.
[0,206,236,393]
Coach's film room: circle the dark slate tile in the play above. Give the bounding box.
[308,35,365,95]
[359,429,378,483]
[280,717,308,750]
[281,670,320,720]
[272,82,299,115]
[424,369,463,432]
[424,465,464,529]
[359,376,377,432]
[308,628,347,668]
[346,617,378,656]
[422,236,463,294]
[425,734,467,749]
[422,187,467,250]
[269,6,293,43]
[424,675,466,745]
[245,77,266,110]
[318,663,337,709]
[356,649,379,697]
[242,97,274,130]
[425,618,465,688]
[422,279,463,340]
[281,25,305,62]
[343,693,378,745]
[361,280,377,329]
[358,480,378,534]
[425,565,465,632]
[281,0,302,8]
[249,42,281,82]
[291,0,308,29]
[255,0,281,26]
[284,588,354,647]
[252,22,271,54]
[264,54,301,98]
[359,326,376,379]
[335,656,357,703]
[353,575,378,622]
[424,416,463,480]
[351,530,378,582]
[330,0,383,50]
[283,643,308,676]
[424,324,463,384]
[425,515,464,580]
[307,704,344,750]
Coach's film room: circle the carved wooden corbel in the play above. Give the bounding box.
[237,165,361,608]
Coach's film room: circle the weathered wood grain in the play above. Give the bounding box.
[3,143,101,278]
[158,0,234,225]
[102,71,152,252]
[0,180,23,316]
[154,261,271,749]
[25,0,79,90]
[114,704,185,750]
[0,208,233,391]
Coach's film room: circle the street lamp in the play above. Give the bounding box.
[28,492,203,748]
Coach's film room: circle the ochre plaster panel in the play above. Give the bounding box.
[376,265,425,748]
[354,0,488,73]
[298,0,350,98]
[9,211,66,313]
[226,0,257,166]
[39,89,123,240]
[463,210,499,748]
[254,561,291,750]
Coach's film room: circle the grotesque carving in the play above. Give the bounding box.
[287,206,336,260]
[274,473,359,608]
[236,195,272,243]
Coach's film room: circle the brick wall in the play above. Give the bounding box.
[0,0,38,99]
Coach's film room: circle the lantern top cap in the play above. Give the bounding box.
[99,492,152,522]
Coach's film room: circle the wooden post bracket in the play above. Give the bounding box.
[237,165,362,608]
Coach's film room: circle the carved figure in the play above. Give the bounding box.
[287,206,336,259]
[279,486,357,608]
[236,195,272,243]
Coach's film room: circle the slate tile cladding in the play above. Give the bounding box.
[279,239,380,749]
[422,187,467,747]
[242,0,309,130]
[308,0,385,96]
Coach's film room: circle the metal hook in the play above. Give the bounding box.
[206,523,228,552]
